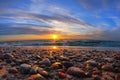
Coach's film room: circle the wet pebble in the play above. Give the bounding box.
[63,61,74,68]
[20,64,31,74]
[39,58,51,66]
[8,67,18,74]
[67,66,86,77]
[38,70,49,77]
[51,62,63,69]
[4,53,14,60]
[26,74,45,80]
[57,72,66,78]
[101,64,113,72]
[85,60,98,67]
[30,66,39,74]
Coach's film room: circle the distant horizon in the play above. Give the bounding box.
[0,38,120,42]
[0,0,120,41]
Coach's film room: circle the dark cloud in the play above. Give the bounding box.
[0,23,59,35]
[77,0,119,11]
[100,27,120,40]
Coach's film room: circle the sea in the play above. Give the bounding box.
[0,40,120,50]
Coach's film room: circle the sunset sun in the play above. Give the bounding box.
[52,34,58,40]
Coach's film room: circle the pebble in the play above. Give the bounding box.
[30,66,39,74]
[40,58,51,66]
[57,72,66,78]
[0,47,120,80]
[19,64,31,74]
[101,64,113,72]
[26,74,45,80]
[62,61,74,68]
[51,62,63,69]
[67,66,86,77]
[38,70,49,77]
[8,67,18,74]
[4,53,14,59]
[85,60,98,67]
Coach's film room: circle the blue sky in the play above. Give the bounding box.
[0,0,120,41]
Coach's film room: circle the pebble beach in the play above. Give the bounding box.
[0,46,120,80]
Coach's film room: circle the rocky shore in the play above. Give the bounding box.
[0,46,120,80]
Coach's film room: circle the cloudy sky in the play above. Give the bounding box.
[0,0,120,41]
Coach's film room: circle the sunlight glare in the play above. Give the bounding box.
[52,34,58,40]
[52,46,57,49]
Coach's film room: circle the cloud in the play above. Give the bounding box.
[1,0,120,40]
[100,27,120,40]
[0,23,60,35]
[0,9,100,35]
[30,0,73,17]
[77,0,119,11]
[99,18,120,40]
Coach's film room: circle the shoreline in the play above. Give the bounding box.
[0,46,120,51]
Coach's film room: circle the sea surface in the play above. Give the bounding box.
[0,40,120,50]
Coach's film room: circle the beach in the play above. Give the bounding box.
[0,46,120,80]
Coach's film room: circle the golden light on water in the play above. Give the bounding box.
[52,46,57,49]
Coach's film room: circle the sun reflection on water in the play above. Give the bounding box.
[52,46,57,49]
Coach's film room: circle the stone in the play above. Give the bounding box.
[30,66,39,74]
[38,70,49,77]
[8,67,18,74]
[57,72,66,78]
[4,53,14,59]
[26,74,45,80]
[85,60,98,67]
[101,64,113,72]
[51,62,63,69]
[67,67,85,77]
[20,64,31,74]
[63,61,74,68]
[40,58,51,66]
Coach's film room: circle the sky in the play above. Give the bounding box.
[0,0,120,41]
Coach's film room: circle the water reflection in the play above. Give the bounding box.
[52,46,57,49]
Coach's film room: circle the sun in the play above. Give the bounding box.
[52,34,58,40]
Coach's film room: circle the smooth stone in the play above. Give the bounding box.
[59,56,69,61]
[30,66,39,74]
[101,64,113,72]
[62,61,74,68]
[26,74,45,80]
[57,72,66,78]
[38,70,49,77]
[103,58,113,62]
[15,59,24,65]
[35,55,42,60]
[67,67,85,77]
[8,67,18,74]
[85,60,98,67]
[51,62,63,69]
[40,58,51,66]
[58,71,72,79]
[20,64,31,74]
[64,52,73,56]
[4,53,14,59]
